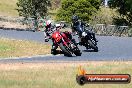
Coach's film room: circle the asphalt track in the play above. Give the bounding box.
[0,29,132,62]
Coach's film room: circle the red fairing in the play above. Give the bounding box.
[52,31,62,43]
[61,33,70,43]
[51,31,71,46]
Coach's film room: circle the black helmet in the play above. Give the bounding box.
[72,15,78,22]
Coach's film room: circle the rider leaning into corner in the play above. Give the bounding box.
[51,24,76,55]
[44,20,52,42]
[71,15,98,45]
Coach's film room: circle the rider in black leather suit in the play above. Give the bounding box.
[71,15,97,45]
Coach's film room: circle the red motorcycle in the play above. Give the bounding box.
[52,31,82,57]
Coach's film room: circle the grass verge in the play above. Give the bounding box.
[0,38,51,58]
[0,61,131,88]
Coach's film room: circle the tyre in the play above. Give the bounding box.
[88,40,98,52]
[74,47,82,56]
[59,43,72,57]
[94,46,98,52]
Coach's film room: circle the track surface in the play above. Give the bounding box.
[0,29,132,62]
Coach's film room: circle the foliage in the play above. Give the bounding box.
[128,27,132,37]
[17,0,51,18]
[56,0,101,22]
[16,0,51,30]
[108,0,132,26]
[51,0,61,10]
[90,7,118,25]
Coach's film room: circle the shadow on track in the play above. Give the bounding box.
[82,49,98,52]
[0,27,34,32]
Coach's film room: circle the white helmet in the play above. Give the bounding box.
[46,20,51,26]
[55,24,61,28]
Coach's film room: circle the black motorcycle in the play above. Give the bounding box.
[76,24,98,52]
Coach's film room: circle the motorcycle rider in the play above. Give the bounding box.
[44,20,52,42]
[51,24,76,55]
[71,15,97,45]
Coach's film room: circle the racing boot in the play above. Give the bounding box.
[45,38,49,42]
[92,33,98,42]
[93,37,98,42]
[51,49,63,55]
[51,49,57,55]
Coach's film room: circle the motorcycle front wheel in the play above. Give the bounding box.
[59,43,72,57]
[87,40,98,52]
[73,47,82,56]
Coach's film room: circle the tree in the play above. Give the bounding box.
[51,0,61,10]
[56,0,100,22]
[108,0,132,26]
[17,0,51,30]
[90,7,118,25]
[100,0,105,6]
[17,0,51,18]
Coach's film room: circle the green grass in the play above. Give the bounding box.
[0,0,18,16]
[0,38,51,58]
[0,62,131,88]
[0,44,15,52]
